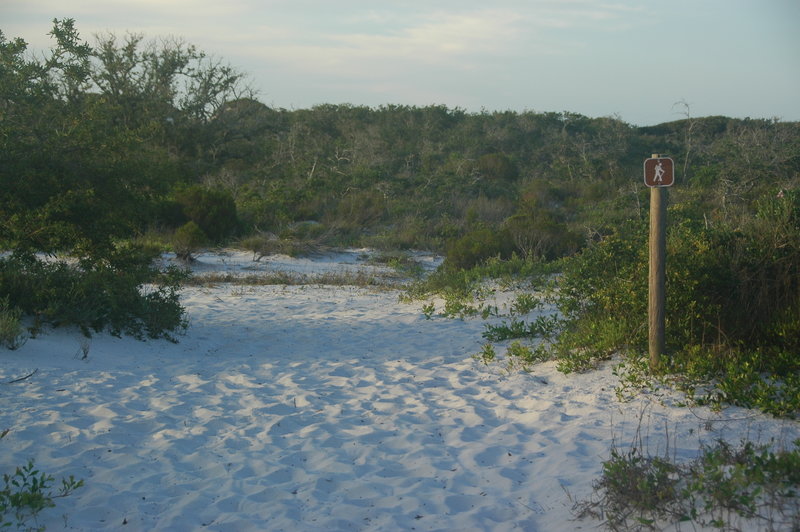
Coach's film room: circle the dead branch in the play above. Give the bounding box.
[5,368,38,384]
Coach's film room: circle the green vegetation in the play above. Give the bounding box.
[576,438,800,531]
[1,20,798,418]
[172,221,209,262]
[1,18,798,532]
[0,297,25,350]
[1,19,244,339]
[0,431,83,532]
[551,187,800,415]
[1,459,84,531]
[0,248,188,341]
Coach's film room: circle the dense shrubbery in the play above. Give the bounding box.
[0,19,246,340]
[554,188,799,357]
[174,185,240,242]
[546,187,800,415]
[0,296,25,349]
[443,228,515,271]
[408,182,800,417]
[173,221,209,262]
[0,250,188,341]
[504,209,582,262]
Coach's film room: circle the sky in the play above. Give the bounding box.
[2,0,799,126]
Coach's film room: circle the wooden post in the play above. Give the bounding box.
[648,153,667,371]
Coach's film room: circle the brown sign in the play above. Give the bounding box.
[644,156,675,187]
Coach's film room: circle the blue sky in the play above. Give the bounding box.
[2,0,798,126]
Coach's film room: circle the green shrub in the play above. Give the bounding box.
[238,233,277,261]
[1,458,84,531]
[0,297,25,350]
[577,439,800,530]
[555,193,799,354]
[473,341,549,373]
[551,219,648,366]
[175,185,239,242]
[173,221,208,261]
[443,227,515,271]
[474,343,496,365]
[0,250,188,341]
[551,188,800,415]
[509,292,541,315]
[483,315,560,342]
[506,340,548,368]
[503,209,581,261]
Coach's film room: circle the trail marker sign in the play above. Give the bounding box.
[644,156,675,187]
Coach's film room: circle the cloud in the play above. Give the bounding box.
[246,8,524,71]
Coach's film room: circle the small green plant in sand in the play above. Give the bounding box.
[474,343,496,365]
[504,341,549,372]
[413,291,494,321]
[608,348,800,418]
[474,341,549,373]
[509,292,541,316]
[0,457,83,531]
[483,315,561,343]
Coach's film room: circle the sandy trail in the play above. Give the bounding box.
[2,256,798,531]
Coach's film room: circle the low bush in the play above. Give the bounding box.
[443,227,515,271]
[509,292,541,315]
[0,248,188,341]
[483,315,561,342]
[175,185,239,242]
[0,296,25,350]
[576,438,800,530]
[473,341,549,373]
[172,221,208,261]
[238,233,278,261]
[504,209,581,261]
[505,340,549,371]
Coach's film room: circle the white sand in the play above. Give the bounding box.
[1,251,798,531]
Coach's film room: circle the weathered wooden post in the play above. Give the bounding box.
[643,154,674,371]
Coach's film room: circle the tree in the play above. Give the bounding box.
[0,19,249,339]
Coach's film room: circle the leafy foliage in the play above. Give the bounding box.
[0,297,26,350]
[549,188,800,415]
[483,315,561,342]
[0,19,249,340]
[443,228,515,271]
[174,186,239,242]
[1,458,83,531]
[577,439,800,531]
[0,251,188,341]
[172,221,208,261]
